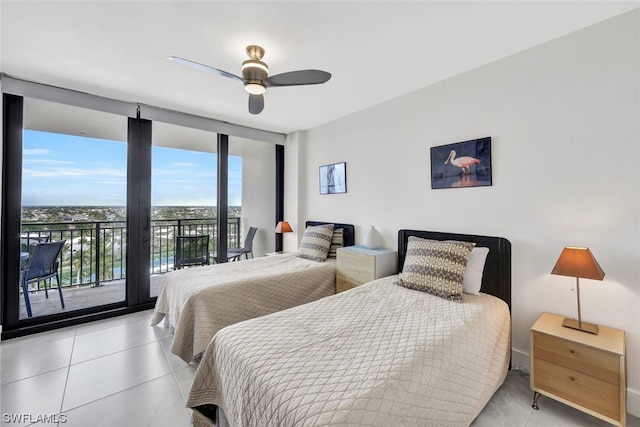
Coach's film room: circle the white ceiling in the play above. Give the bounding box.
[2,1,638,135]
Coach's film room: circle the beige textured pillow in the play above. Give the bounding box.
[297,224,335,262]
[327,228,344,259]
[397,236,475,302]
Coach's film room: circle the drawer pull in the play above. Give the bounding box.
[569,349,575,354]
[569,376,576,382]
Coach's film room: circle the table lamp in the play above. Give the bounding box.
[551,246,605,334]
[275,221,293,233]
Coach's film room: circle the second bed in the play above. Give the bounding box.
[151,221,354,363]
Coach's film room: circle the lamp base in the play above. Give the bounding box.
[562,317,599,334]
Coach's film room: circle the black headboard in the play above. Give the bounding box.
[305,221,355,247]
[398,230,511,309]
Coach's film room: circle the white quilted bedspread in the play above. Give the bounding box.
[187,276,511,427]
[151,254,336,363]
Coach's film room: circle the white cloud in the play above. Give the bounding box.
[23,159,74,165]
[23,168,89,178]
[23,148,51,156]
[23,166,126,178]
[171,162,197,167]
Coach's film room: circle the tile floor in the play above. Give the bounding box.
[1,310,638,427]
[1,310,194,427]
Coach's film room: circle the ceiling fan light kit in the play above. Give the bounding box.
[168,44,331,114]
[244,82,266,95]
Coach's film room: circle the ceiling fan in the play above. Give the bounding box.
[168,45,331,115]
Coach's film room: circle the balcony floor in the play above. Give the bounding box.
[19,274,167,320]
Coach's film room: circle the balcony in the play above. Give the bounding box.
[19,217,242,318]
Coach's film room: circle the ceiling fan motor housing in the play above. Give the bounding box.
[242,59,268,82]
[242,61,267,94]
[242,48,268,95]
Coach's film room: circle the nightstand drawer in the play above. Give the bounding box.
[533,332,620,384]
[534,358,620,422]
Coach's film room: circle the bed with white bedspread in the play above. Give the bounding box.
[151,221,355,363]
[187,229,512,426]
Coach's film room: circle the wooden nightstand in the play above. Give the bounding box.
[530,312,626,426]
[336,246,397,293]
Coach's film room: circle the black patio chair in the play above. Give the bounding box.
[227,226,257,261]
[174,235,210,269]
[20,240,66,318]
[20,235,50,267]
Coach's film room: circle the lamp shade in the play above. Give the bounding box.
[551,247,605,280]
[275,221,293,233]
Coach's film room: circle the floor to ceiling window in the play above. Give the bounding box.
[19,99,128,320]
[149,122,225,297]
[1,82,284,338]
[148,126,278,296]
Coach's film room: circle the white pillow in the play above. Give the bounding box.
[463,247,489,295]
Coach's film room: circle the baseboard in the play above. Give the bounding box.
[510,348,640,418]
[511,348,530,374]
[628,388,640,418]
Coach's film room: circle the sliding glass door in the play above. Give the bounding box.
[2,90,283,337]
[19,98,128,319]
[149,122,220,297]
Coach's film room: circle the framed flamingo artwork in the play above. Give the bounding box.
[430,137,492,189]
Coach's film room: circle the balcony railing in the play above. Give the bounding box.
[20,217,242,288]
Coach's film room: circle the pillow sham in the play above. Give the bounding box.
[463,246,489,295]
[327,228,344,259]
[396,236,475,302]
[297,223,335,262]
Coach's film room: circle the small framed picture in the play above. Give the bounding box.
[430,137,492,189]
[319,162,347,194]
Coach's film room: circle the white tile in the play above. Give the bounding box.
[0,368,68,427]
[173,364,198,401]
[1,336,74,385]
[159,336,192,373]
[150,322,174,341]
[472,371,532,427]
[0,325,75,347]
[72,310,154,336]
[61,374,191,427]
[62,341,171,412]
[70,318,168,364]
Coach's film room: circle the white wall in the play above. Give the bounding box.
[286,10,640,415]
[240,141,276,257]
[283,131,303,249]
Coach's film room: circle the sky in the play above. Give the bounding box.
[22,130,242,206]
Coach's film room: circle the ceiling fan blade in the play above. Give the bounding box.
[167,56,243,82]
[248,94,265,115]
[265,70,331,87]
